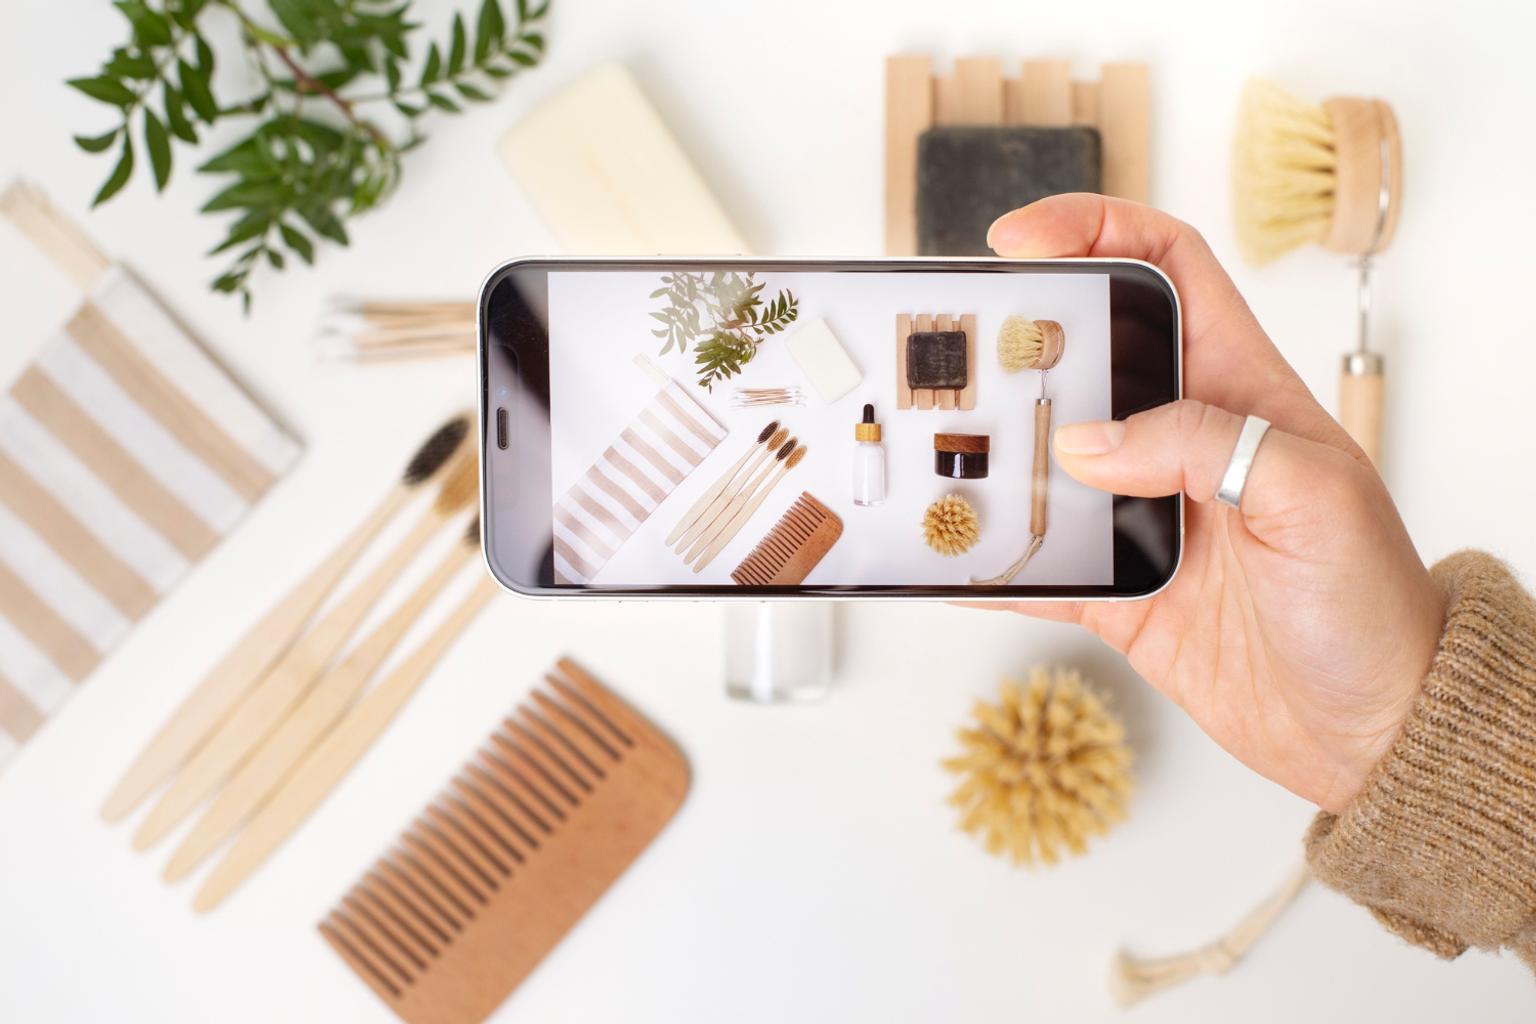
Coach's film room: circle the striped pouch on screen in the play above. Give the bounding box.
[552,381,725,584]
[0,266,301,771]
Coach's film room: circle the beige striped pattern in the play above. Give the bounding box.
[0,267,301,767]
[552,382,724,584]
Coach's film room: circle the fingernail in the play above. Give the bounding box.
[1055,420,1125,455]
[985,215,1014,251]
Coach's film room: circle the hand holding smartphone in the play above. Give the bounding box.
[478,257,1181,599]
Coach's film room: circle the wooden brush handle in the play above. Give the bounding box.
[193,579,500,913]
[693,466,789,573]
[132,508,446,850]
[1031,400,1052,537]
[163,543,474,882]
[683,457,775,562]
[101,486,410,824]
[676,447,770,553]
[666,445,754,546]
[1339,353,1384,465]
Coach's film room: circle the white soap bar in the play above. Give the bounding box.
[499,64,749,255]
[785,318,862,403]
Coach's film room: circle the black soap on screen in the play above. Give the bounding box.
[916,125,1104,256]
[906,330,968,389]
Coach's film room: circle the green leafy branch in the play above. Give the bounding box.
[68,0,550,310]
[649,271,799,390]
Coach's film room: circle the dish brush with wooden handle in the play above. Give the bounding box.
[1233,78,1402,464]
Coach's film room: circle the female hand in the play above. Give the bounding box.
[987,193,1445,813]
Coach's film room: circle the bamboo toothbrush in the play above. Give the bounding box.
[683,438,797,565]
[193,575,501,912]
[691,444,808,573]
[666,420,779,547]
[132,453,478,850]
[162,519,482,882]
[674,428,789,554]
[1233,78,1402,463]
[102,414,472,824]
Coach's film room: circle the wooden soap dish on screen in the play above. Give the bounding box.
[319,658,688,1024]
[885,56,1150,255]
[898,313,977,410]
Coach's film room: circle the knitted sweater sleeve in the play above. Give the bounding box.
[1305,551,1536,969]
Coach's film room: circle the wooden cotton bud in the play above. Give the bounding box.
[943,667,1132,867]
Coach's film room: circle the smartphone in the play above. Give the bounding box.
[479,257,1181,600]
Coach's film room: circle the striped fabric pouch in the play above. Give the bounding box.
[0,253,301,771]
[552,381,725,584]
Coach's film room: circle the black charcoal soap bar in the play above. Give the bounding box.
[907,330,968,389]
[916,125,1102,256]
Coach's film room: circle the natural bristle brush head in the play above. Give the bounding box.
[464,515,481,545]
[784,445,807,470]
[766,427,789,451]
[403,414,471,486]
[1233,78,1402,264]
[756,420,780,444]
[997,317,1064,373]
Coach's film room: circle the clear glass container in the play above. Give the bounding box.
[724,602,833,703]
[853,403,885,506]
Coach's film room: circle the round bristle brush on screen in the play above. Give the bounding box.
[1233,78,1403,463]
[974,318,1064,586]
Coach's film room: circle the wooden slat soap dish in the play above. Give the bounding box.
[319,658,689,1024]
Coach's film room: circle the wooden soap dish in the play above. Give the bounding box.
[885,56,1150,254]
[319,658,688,1024]
[897,313,976,410]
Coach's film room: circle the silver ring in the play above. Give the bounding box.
[1215,415,1271,509]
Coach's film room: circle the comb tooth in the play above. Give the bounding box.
[435,796,512,879]
[330,902,414,991]
[321,914,404,1001]
[539,681,626,765]
[472,749,555,835]
[552,659,640,747]
[485,727,565,822]
[422,804,502,892]
[489,727,575,816]
[402,826,484,912]
[448,776,527,864]
[367,867,449,951]
[356,873,440,961]
[523,698,609,781]
[345,892,428,974]
[507,712,592,795]
[382,851,463,936]
[494,721,583,810]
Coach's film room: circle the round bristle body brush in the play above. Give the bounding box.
[975,319,1065,585]
[1233,78,1402,463]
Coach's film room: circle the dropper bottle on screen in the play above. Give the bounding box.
[853,403,886,506]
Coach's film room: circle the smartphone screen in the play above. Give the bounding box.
[480,258,1180,599]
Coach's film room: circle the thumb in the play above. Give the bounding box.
[1052,399,1355,523]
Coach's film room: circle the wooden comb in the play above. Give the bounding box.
[730,492,843,586]
[318,658,689,1024]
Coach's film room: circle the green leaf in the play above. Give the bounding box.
[524,0,550,20]
[520,32,544,52]
[162,81,198,142]
[475,0,504,62]
[198,134,269,174]
[455,82,492,102]
[419,43,441,85]
[265,248,285,270]
[393,100,424,118]
[506,49,538,67]
[426,91,460,113]
[195,35,215,75]
[170,0,208,30]
[68,76,137,107]
[448,14,467,73]
[114,1,174,47]
[279,222,314,263]
[211,269,244,293]
[74,129,120,154]
[178,59,217,121]
[143,109,172,190]
[106,50,158,79]
[384,58,401,92]
[208,211,271,254]
[201,178,284,213]
[92,137,135,206]
[482,64,513,79]
[300,207,349,246]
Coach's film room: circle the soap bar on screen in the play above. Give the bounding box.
[499,63,749,254]
[785,318,862,403]
[906,330,968,389]
[916,125,1102,256]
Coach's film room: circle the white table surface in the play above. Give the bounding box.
[3,0,1534,1021]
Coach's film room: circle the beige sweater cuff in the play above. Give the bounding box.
[1305,550,1536,967]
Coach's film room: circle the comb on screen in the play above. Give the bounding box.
[730,492,843,586]
[318,659,688,1024]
